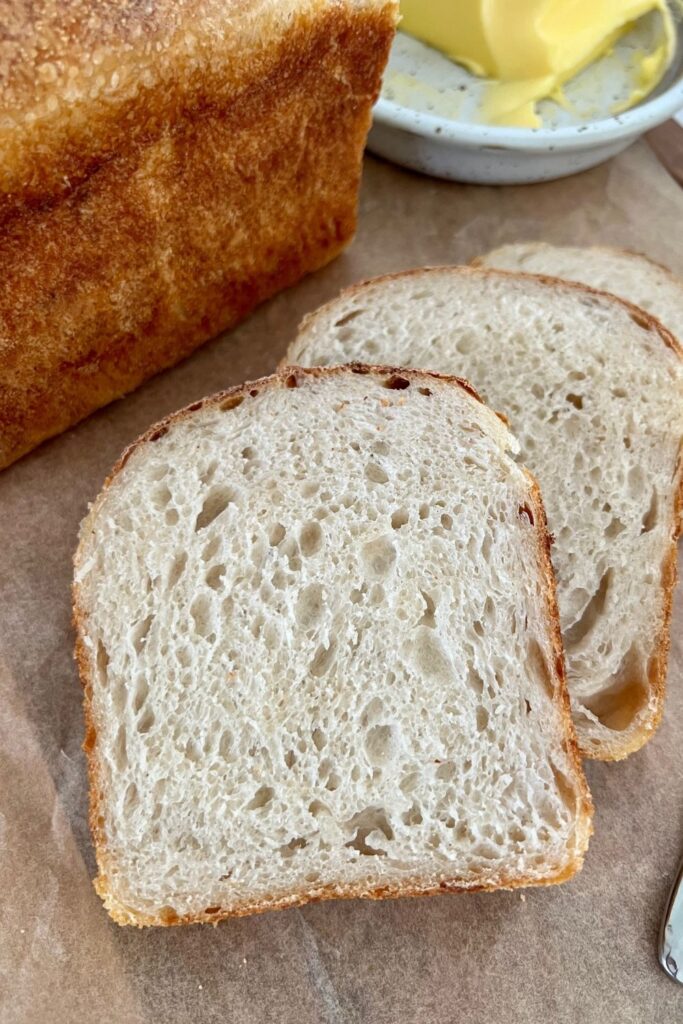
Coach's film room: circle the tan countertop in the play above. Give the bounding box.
[1,141,682,1024]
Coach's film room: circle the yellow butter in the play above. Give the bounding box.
[400,0,675,127]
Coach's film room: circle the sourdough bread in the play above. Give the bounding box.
[287,270,683,760]
[74,366,591,926]
[475,243,683,341]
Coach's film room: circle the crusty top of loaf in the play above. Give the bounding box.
[0,0,398,212]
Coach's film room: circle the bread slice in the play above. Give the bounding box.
[475,243,683,342]
[74,365,591,927]
[0,0,398,470]
[287,270,683,760]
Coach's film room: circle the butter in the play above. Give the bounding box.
[400,0,675,128]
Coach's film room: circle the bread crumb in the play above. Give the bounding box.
[520,894,526,902]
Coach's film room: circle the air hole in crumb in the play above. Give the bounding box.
[361,697,384,727]
[219,394,244,411]
[285,373,298,388]
[132,675,149,713]
[202,536,221,563]
[195,486,237,531]
[296,583,324,629]
[383,375,410,390]
[123,782,139,813]
[137,707,155,734]
[627,465,645,498]
[476,707,489,732]
[418,590,436,629]
[185,738,201,762]
[419,503,429,520]
[246,785,274,811]
[96,641,109,685]
[455,333,476,355]
[566,393,583,410]
[284,749,296,769]
[564,570,611,649]
[280,836,307,859]
[466,666,484,696]
[402,801,424,827]
[365,724,399,766]
[200,461,218,485]
[391,508,409,529]
[440,513,453,530]
[310,641,336,677]
[418,386,432,397]
[361,536,396,579]
[309,799,330,817]
[151,484,171,507]
[325,772,341,791]
[269,522,286,547]
[219,730,234,760]
[525,699,532,715]
[300,521,323,556]
[345,806,393,855]
[312,728,326,751]
[583,645,648,731]
[605,518,626,539]
[518,504,534,526]
[641,489,659,533]
[206,564,226,590]
[412,630,453,684]
[334,308,365,327]
[366,461,389,485]
[190,595,213,638]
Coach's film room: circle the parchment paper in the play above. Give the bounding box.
[1,140,682,1024]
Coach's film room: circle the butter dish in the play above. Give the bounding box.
[369,14,683,184]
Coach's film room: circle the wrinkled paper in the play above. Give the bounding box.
[1,141,682,1024]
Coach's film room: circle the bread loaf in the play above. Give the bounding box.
[287,268,683,760]
[74,365,591,926]
[0,0,397,469]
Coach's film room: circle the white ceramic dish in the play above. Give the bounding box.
[368,14,683,184]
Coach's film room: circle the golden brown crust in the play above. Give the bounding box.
[0,2,398,470]
[0,1,398,211]
[73,363,592,927]
[288,265,683,762]
[98,861,586,928]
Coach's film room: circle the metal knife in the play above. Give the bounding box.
[660,857,683,983]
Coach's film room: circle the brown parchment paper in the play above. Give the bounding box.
[1,140,682,1024]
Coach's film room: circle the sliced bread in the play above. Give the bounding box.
[287,270,683,760]
[74,365,591,926]
[475,243,683,341]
